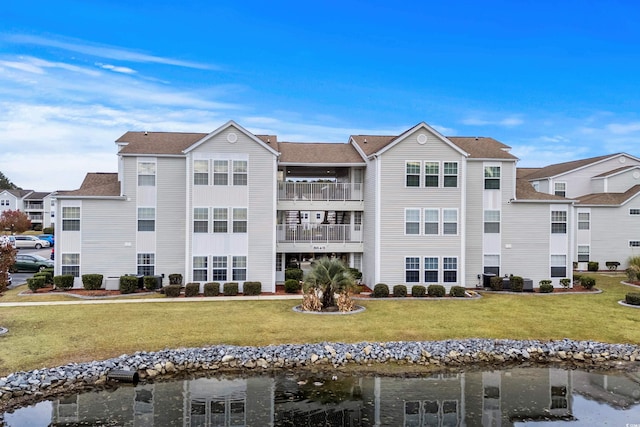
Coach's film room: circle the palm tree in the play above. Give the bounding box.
[304,257,355,309]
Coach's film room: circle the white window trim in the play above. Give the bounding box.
[405,161,421,188]
[577,245,590,262]
[443,208,459,236]
[443,256,458,283]
[554,181,567,197]
[629,241,640,247]
[629,208,640,216]
[424,256,439,284]
[405,256,421,283]
[405,208,421,235]
[423,208,439,235]
[443,161,459,188]
[424,161,440,188]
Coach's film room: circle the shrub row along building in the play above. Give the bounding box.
[54,120,640,292]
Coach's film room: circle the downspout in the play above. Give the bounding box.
[374,154,381,284]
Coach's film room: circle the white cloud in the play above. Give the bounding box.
[461,116,524,127]
[96,63,137,74]
[606,122,640,135]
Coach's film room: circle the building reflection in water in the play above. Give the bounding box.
[39,367,640,426]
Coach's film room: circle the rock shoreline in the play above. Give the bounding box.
[2,338,640,412]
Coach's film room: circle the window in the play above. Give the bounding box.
[577,245,590,262]
[532,181,540,191]
[630,209,640,216]
[554,182,566,197]
[484,166,500,189]
[406,257,420,283]
[443,257,457,282]
[137,207,155,232]
[443,209,458,235]
[61,253,80,277]
[213,208,228,233]
[0,199,8,206]
[193,208,209,233]
[406,161,420,187]
[232,256,247,281]
[551,211,567,234]
[405,209,420,235]
[484,210,500,233]
[233,208,247,233]
[578,212,590,230]
[630,241,640,247]
[213,160,228,185]
[137,162,156,186]
[212,256,227,281]
[424,209,439,235]
[424,162,439,187]
[424,257,438,283]
[443,162,458,187]
[193,160,209,185]
[193,256,207,281]
[484,254,500,276]
[551,254,566,277]
[233,160,247,186]
[62,207,80,231]
[137,253,155,276]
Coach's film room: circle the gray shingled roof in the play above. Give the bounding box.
[592,165,638,178]
[524,154,620,180]
[57,173,121,197]
[117,132,207,155]
[278,142,365,164]
[575,185,640,206]
[515,179,570,201]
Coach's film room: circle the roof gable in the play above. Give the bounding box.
[184,120,279,157]
[57,173,121,197]
[525,153,640,180]
[575,184,640,206]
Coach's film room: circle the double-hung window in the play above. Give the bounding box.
[233,160,248,186]
[424,209,439,235]
[554,182,566,197]
[233,208,247,233]
[551,254,566,277]
[578,212,590,230]
[62,207,80,231]
[630,209,640,216]
[138,162,156,186]
[424,257,438,283]
[443,257,458,282]
[484,210,500,233]
[232,256,247,281]
[443,162,458,187]
[193,256,208,281]
[213,160,228,185]
[405,257,420,283]
[406,162,420,187]
[484,166,500,189]
[61,253,80,277]
[213,208,228,233]
[483,254,500,276]
[443,209,458,235]
[194,160,209,185]
[551,211,567,234]
[424,162,439,187]
[137,253,155,276]
[405,209,420,235]
[193,208,209,233]
[137,207,155,232]
[577,245,590,262]
[212,256,227,281]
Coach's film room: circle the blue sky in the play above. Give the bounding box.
[2,0,640,191]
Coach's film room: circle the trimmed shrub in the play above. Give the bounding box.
[411,285,426,297]
[163,284,182,297]
[143,276,159,291]
[625,293,640,306]
[42,267,54,278]
[559,278,571,289]
[284,279,301,293]
[34,271,53,285]
[53,274,74,290]
[119,276,138,294]
[427,284,446,297]
[223,282,239,296]
[185,282,200,297]
[348,268,363,281]
[243,281,262,296]
[372,283,389,298]
[509,276,524,292]
[540,280,553,294]
[581,276,596,290]
[588,261,599,271]
[285,268,303,282]
[204,282,220,296]
[490,276,504,291]
[449,286,467,297]
[393,284,407,297]
[168,274,183,285]
[27,276,46,292]
[82,274,103,290]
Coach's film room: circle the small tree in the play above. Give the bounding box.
[0,236,17,292]
[303,257,355,310]
[0,210,31,234]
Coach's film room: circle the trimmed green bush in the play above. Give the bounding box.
[53,274,74,290]
[427,284,446,297]
[411,285,426,297]
[539,282,554,293]
[168,274,183,285]
[490,276,504,291]
[27,276,46,292]
[588,261,599,272]
[284,279,301,293]
[625,293,640,306]
[163,284,182,297]
[143,276,159,291]
[82,274,103,290]
[581,276,596,290]
[559,278,571,289]
[372,283,389,298]
[223,282,239,296]
[449,286,467,297]
[393,284,407,297]
[34,271,53,285]
[509,276,524,292]
[285,268,303,282]
[119,276,138,294]
[204,282,220,296]
[243,281,262,296]
[185,282,200,297]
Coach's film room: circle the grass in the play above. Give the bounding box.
[0,272,638,376]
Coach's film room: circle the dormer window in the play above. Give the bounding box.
[554,182,566,197]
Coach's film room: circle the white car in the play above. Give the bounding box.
[14,235,50,249]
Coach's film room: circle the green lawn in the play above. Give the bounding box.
[0,272,638,376]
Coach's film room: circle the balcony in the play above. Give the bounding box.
[278,182,363,202]
[276,224,363,254]
[28,214,43,221]
[25,203,44,210]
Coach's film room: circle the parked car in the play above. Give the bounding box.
[2,236,16,248]
[11,254,54,272]
[14,235,50,249]
[37,234,55,246]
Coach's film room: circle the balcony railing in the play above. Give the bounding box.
[277,224,362,243]
[278,182,363,201]
[25,203,44,210]
[28,214,43,221]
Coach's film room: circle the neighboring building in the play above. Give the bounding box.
[54,120,634,291]
[0,189,55,230]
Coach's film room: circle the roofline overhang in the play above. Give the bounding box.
[119,153,186,158]
[278,162,366,167]
[55,195,127,200]
[511,199,576,204]
[467,157,518,162]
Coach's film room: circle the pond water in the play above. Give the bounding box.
[3,365,640,426]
